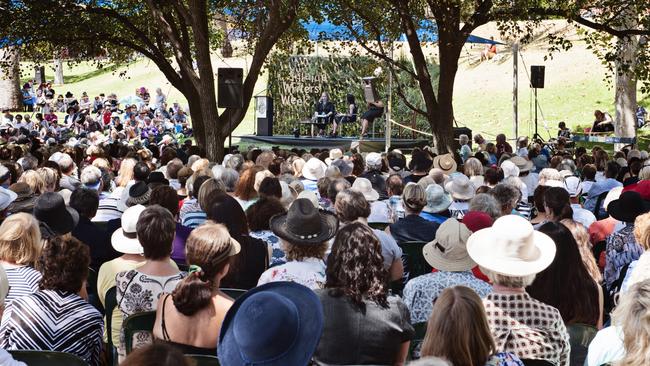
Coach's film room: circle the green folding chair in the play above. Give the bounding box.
[398,241,432,280]
[86,267,103,313]
[186,354,221,366]
[104,286,118,365]
[220,288,247,300]
[9,350,87,365]
[123,311,156,354]
[567,323,597,366]
[408,322,428,360]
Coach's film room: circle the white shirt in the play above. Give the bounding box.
[368,200,391,223]
[586,326,625,366]
[257,258,326,290]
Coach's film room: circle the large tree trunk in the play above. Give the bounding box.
[436,42,463,154]
[0,47,22,111]
[53,58,64,85]
[614,16,638,140]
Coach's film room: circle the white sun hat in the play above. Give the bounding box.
[467,214,556,277]
[111,204,146,254]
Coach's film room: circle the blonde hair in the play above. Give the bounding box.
[116,158,136,187]
[402,183,427,213]
[0,213,42,265]
[613,279,650,366]
[36,167,58,193]
[635,213,650,250]
[561,219,602,283]
[18,170,45,195]
[92,158,111,170]
[464,158,483,177]
[640,166,650,181]
[191,158,210,172]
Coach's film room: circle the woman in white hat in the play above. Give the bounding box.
[351,177,391,223]
[403,218,492,324]
[300,158,327,194]
[445,174,476,220]
[467,215,570,365]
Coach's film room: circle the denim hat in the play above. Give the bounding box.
[218,282,324,366]
[422,184,452,213]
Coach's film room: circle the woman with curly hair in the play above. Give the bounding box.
[561,219,602,284]
[314,223,414,365]
[0,236,103,366]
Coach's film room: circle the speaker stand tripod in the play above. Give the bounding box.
[532,87,544,142]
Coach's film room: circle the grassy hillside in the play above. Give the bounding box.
[19,20,648,145]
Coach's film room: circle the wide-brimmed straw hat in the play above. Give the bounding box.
[467,215,556,277]
[423,218,475,271]
[302,158,327,181]
[422,184,452,213]
[270,198,338,245]
[325,149,343,165]
[351,177,379,202]
[510,156,533,173]
[218,282,324,366]
[433,153,457,175]
[444,174,476,201]
[111,204,146,254]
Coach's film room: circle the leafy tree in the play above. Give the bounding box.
[326,0,649,152]
[1,0,313,161]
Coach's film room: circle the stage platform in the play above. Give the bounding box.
[235,135,430,152]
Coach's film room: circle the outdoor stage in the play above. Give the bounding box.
[236,134,430,152]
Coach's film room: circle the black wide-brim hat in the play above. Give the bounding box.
[33,192,79,236]
[270,198,338,245]
[607,191,650,223]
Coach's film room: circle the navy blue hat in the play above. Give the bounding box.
[218,282,324,365]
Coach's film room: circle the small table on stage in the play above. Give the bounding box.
[298,115,329,137]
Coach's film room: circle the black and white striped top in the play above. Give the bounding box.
[3,266,41,305]
[0,290,104,366]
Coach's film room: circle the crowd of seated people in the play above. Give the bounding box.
[0,128,646,366]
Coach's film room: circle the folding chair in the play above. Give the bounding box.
[186,354,221,366]
[9,350,87,366]
[123,311,156,354]
[220,288,247,300]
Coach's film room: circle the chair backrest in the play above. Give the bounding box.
[398,241,432,280]
[186,354,221,366]
[408,322,428,359]
[520,359,554,366]
[593,191,609,220]
[123,311,156,354]
[104,286,118,364]
[86,267,103,313]
[220,288,247,300]
[9,350,88,366]
[567,323,598,366]
[368,222,390,231]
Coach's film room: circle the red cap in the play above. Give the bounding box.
[462,211,494,232]
[623,180,650,200]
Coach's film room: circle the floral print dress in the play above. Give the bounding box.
[115,269,185,358]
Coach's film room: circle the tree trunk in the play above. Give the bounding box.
[435,35,464,154]
[613,16,638,140]
[0,47,22,111]
[54,58,64,85]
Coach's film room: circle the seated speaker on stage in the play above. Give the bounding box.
[312,92,335,137]
[331,94,358,138]
[360,99,384,139]
[591,109,614,134]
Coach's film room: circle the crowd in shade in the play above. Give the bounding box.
[0,125,647,366]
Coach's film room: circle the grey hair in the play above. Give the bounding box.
[557,159,577,173]
[219,168,239,193]
[469,193,501,220]
[80,165,102,186]
[459,134,469,145]
[407,357,452,366]
[224,154,245,172]
[483,267,536,288]
[490,183,521,209]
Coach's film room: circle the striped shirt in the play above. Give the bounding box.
[3,266,41,305]
[0,290,104,366]
[93,196,123,222]
[179,199,206,228]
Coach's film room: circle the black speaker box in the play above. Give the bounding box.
[530,65,545,89]
[256,97,274,136]
[218,68,244,108]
